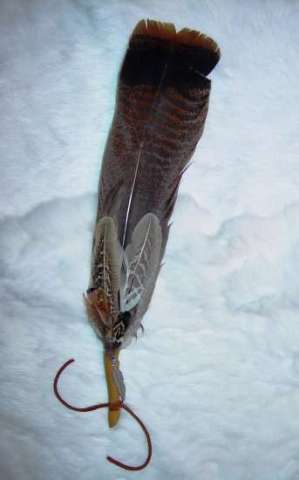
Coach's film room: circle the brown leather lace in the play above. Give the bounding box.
[53,358,152,471]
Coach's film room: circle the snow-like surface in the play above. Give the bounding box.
[1,1,299,479]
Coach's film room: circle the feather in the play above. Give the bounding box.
[54,19,220,471]
[95,19,220,346]
[122,213,162,310]
[86,217,123,344]
[92,217,122,307]
[97,19,220,256]
[112,362,126,401]
[86,18,220,435]
[120,213,162,342]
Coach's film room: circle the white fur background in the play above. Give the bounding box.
[1,1,299,479]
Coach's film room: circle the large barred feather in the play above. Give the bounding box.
[98,19,220,253]
[88,19,220,350]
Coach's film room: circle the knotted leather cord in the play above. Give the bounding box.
[53,358,152,471]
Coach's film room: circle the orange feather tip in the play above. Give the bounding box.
[132,19,176,41]
[131,18,220,59]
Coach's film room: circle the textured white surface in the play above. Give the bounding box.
[1,1,299,479]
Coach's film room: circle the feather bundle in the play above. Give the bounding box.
[86,18,220,433]
[55,19,220,471]
[88,19,220,354]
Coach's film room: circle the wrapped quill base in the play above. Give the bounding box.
[104,350,122,427]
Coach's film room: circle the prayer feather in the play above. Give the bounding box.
[54,19,220,471]
[86,19,220,432]
[91,20,220,352]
